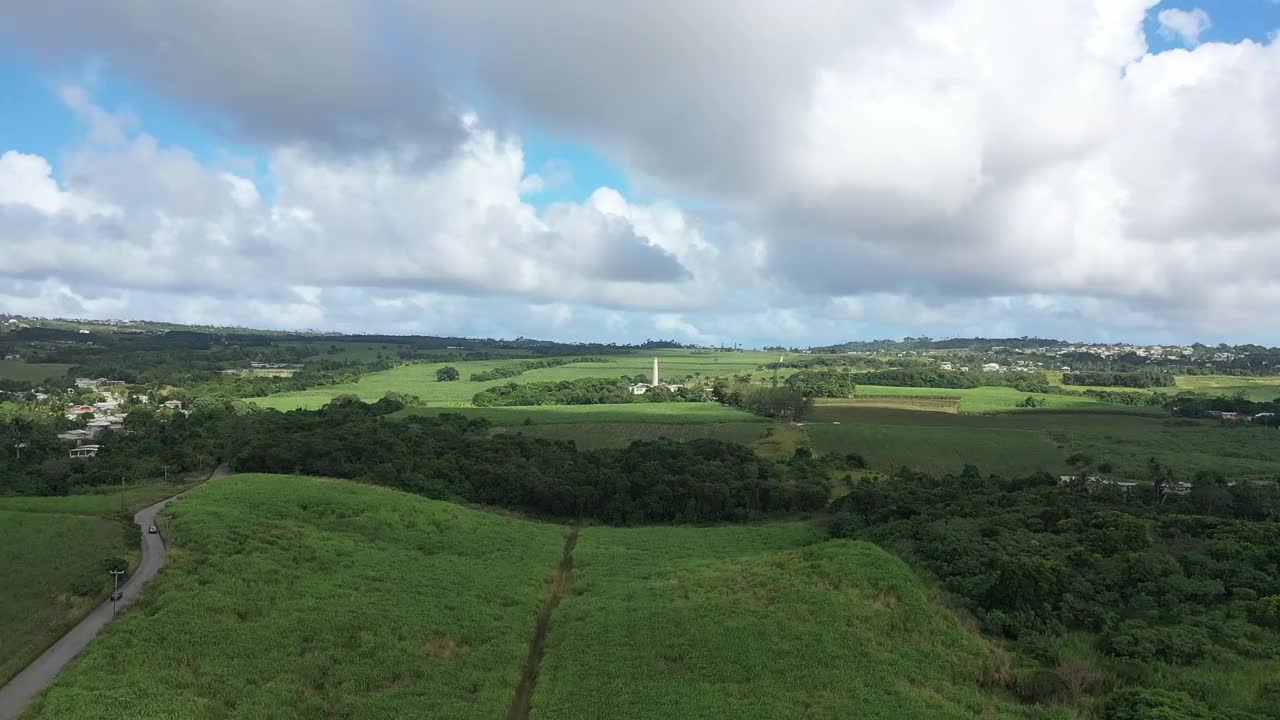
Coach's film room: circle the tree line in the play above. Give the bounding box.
[1062,370,1176,388]
[471,377,707,406]
[853,367,1054,392]
[467,356,609,382]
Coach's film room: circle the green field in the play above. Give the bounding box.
[533,525,1039,720]
[1171,374,1280,400]
[853,385,1164,415]
[0,510,127,686]
[807,404,1280,479]
[808,406,1066,476]
[0,482,197,517]
[249,350,782,410]
[23,474,567,720]
[0,361,72,383]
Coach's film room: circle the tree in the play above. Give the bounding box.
[436,366,460,382]
[784,369,857,398]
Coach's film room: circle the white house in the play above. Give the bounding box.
[982,363,1001,372]
[69,444,101,459]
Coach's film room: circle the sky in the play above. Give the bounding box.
[1,1,1279,348]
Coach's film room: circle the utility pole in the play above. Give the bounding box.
[120,476,125,514]
[14,442,27,460]
[109,569,125,616]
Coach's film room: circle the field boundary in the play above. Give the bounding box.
[506,527,578,720]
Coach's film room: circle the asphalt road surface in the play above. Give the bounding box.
[0,464,229,720]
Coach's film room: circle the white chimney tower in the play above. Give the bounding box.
[652,357,660,386]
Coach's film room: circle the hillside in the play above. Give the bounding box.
[20,475,1041,719]
[532,525,1047,720]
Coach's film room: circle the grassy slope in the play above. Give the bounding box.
[0,511,126,686]
[533,525,1039,720]
[24,474,567,720]
[0,361,73,382]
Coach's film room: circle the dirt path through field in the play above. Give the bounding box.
[506,527,578,720]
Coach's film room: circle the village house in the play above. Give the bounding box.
[68,444,101,459]
[57,429,95,444]
[2,353,20,361]
[65,405,95,420]
[981,363,1002,372]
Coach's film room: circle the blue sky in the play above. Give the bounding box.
[7,1,1276,205]
[1,2,1279,346]
[1144,0,1280,50]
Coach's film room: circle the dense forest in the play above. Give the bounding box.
[1,397,835,524]
[712,382,814,421]
[830,466,1280,718]
[854,367,1054,392]
[1062,370,1177,388]
[233,400,833,524]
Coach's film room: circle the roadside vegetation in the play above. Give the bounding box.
[0,479,203,687]
[23,474,568,720]
[0,503,134,686]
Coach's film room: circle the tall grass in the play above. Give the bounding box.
[532,525,1049,719]
[24,474,567,720]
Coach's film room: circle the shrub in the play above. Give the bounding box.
[829,511,857,539]
[1251,596,1280,628]
[1104,687,1215,720]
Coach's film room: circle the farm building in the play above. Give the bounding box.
[630,358,684,395]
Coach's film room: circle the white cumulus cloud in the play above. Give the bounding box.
[1157,8,1213,46]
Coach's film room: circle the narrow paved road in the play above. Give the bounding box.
[0,464,230,720]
